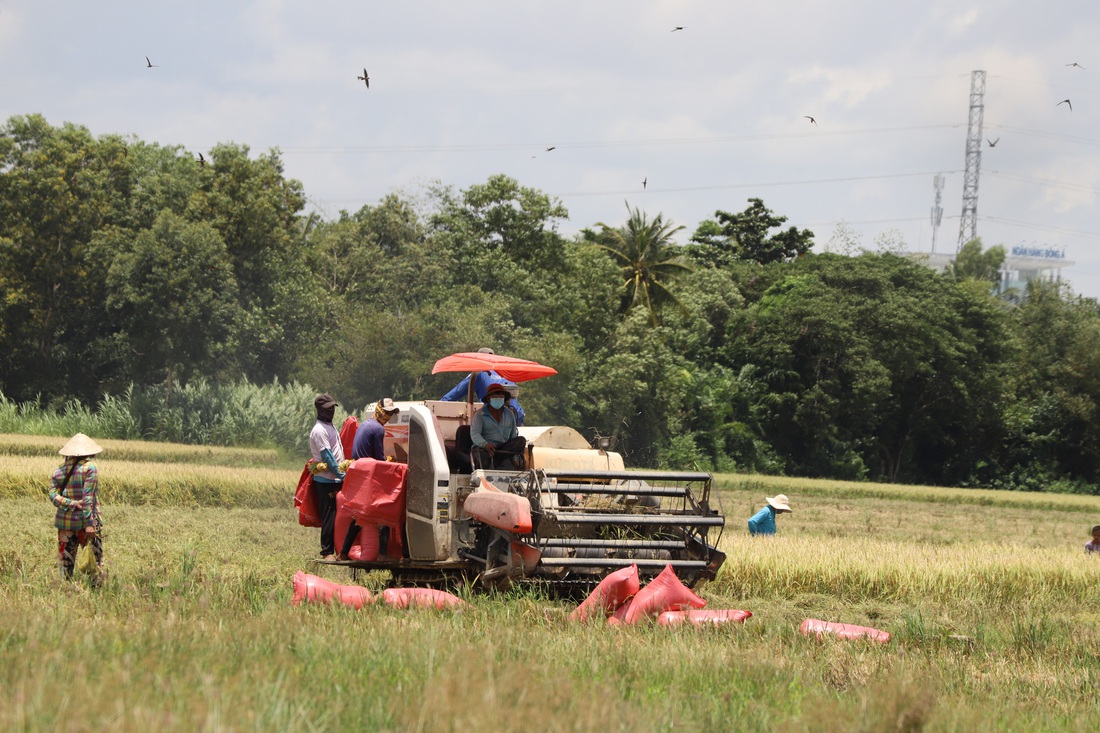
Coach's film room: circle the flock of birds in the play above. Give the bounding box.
[140,43,1087,190]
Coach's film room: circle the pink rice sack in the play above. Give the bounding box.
[291,571,372,609]
[657,609,752,627]
[611,565,706,625]
[799,618,890,643]
[569,564,641,622]
[378,587,466,610]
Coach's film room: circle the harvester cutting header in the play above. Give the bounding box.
[299,352,726,596]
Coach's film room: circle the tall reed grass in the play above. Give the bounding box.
[0,379,346,453]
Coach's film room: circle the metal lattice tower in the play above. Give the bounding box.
[957,70,986,252]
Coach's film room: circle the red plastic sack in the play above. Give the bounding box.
[348,521,381,562]
[378,587,466,610]
[332,583,373,610]
[657,609,752,627]
[339,416,359,461]
[570,564,641,622]
[291,571,373,610]
[334,493,382,562]
[342,458,408,526]
[294,461,321,527]
[799,618,891,643]
[612,564,706,625]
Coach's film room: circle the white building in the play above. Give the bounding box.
[917,243,1073,298]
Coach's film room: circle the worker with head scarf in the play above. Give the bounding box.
[49,433,105,583]
[343,398,401,558]
[352,398,400,461]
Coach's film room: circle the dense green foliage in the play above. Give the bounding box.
[3,115,1100,491]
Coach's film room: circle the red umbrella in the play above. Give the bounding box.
[431,352,557,383]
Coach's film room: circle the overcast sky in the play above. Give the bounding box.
[2,1,1098,296]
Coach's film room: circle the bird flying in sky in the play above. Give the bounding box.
[357,68,369,88]
[145,56,158,68]
[1066,62,1085,69]
[804,116,817,125]
[642,177,647,190]
[545,146,556,152]
[987,137,999,148]
[1057,99,1072,111]
[671,26,683,32]
[197,152,206,168]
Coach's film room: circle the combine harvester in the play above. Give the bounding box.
[323,352,726,597]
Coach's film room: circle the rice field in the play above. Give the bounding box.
[0,432,285,466]
[2,436,1099,731]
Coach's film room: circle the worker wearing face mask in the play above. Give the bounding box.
[470,383,527,470]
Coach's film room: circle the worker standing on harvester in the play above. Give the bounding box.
[747,494,792,536]
[342,398,401,559]
[309,394,346,560]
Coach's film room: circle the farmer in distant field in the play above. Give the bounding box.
[1086,525,1100,554]
[49,433,105,583]
[747,494,792,536]
[471,382,527,470]
[309,393,347,560]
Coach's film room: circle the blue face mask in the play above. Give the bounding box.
[489,397,505,409]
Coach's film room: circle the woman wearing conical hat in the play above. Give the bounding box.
[49,433,104,582]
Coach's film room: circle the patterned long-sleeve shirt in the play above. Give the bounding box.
[49,459,99,531]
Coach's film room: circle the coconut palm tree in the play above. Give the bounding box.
[595,203,694,325]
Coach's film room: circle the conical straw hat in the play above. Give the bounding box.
[59,433,103,457]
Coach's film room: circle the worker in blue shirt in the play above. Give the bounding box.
[440,348,525,426]
[470,383,527,470]
[747,494,792,535]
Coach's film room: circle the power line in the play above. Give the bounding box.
[984,124,1100,148]
[278,124,963,155]
[556,170,961,197]
[806,216,950,227]
[981,215,1100,241]
[985,170,1100,195]
[988,74,1100,96]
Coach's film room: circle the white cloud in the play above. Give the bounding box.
[949,9,980,34]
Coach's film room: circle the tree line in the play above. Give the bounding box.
[2,114,1099,493]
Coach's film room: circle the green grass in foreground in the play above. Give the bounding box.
[3,441,1100,731]
[3,492,1099,732]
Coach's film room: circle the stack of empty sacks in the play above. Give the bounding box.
[292,572,466,610]
[570,564,752,627]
